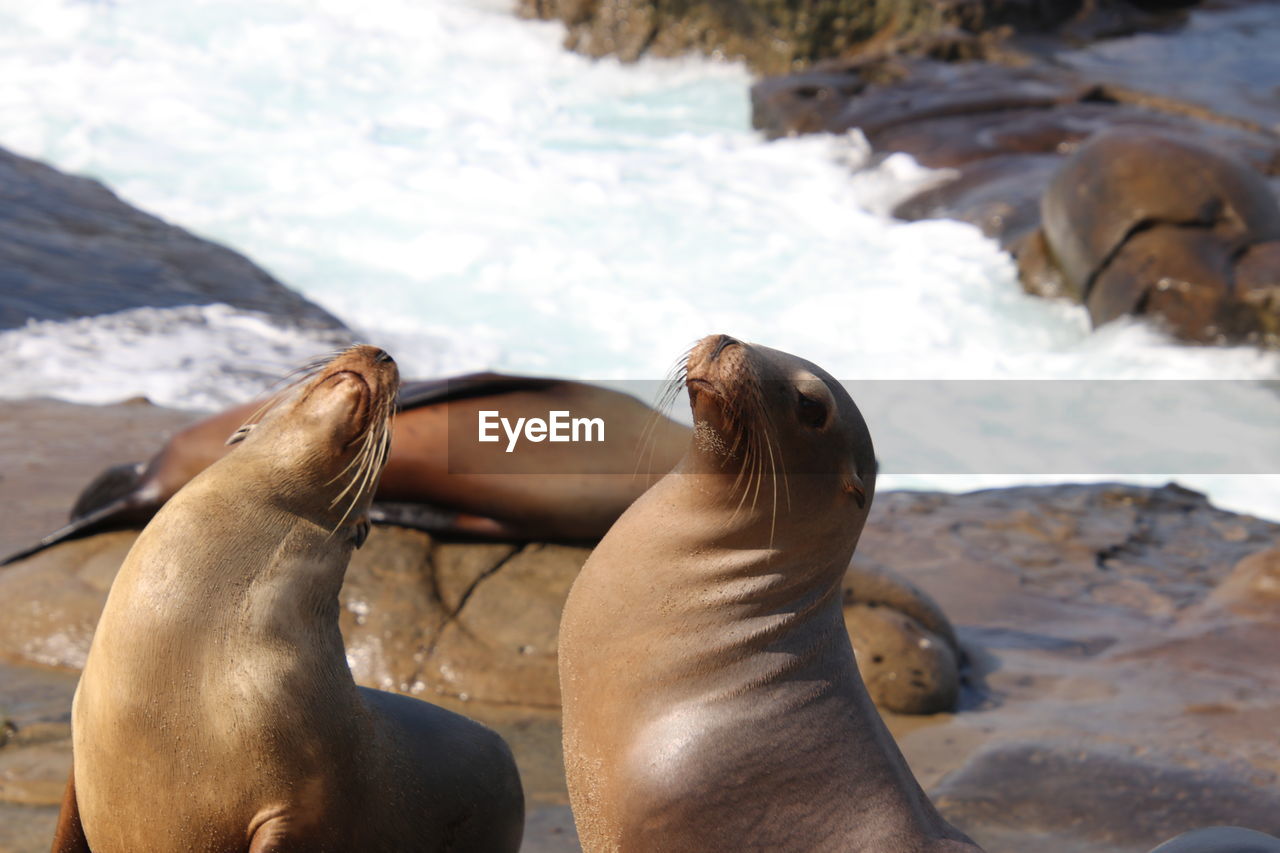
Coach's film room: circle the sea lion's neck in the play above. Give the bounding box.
[585,471,859,699]
[97,474,356,689]
[653,468,855,601]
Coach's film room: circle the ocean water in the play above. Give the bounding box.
[0,0,1277,520]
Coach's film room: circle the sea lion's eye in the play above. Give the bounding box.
[796,391,827,429]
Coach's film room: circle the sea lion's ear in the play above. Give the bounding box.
[843,472,867,509]
[351,517,371,549]
[226,425,253,446]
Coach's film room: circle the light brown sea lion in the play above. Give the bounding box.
[558,333,980,852]
[50,345,524,853]
[2,373,691,565]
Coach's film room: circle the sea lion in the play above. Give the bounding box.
[2,373,691,565]
[50,345,524,853]
[558,333,980,852]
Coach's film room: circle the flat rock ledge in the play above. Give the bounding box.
[1,481,1277,852]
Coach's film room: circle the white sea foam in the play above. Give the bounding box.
[0,305,351,410]
[0,0,1277,519]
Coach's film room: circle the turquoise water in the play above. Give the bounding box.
[0,0,1277,519]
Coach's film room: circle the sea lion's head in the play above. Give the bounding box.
[226,344,399,536]
[681,334,875,530]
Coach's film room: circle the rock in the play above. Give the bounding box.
[520,0,950,75]
[343,533,589,708]
[519,0,1188,74]
[1203,547,1280,616]
[894,154,1062,249]
[3,468,1280,852]
[749,3,1280,348]
[523,805,584,853]
[423,542,584,707]
[0,146,348,333]
[0,734,71,807]
[846,603,959,714]
[0,804,60,853]
[0,524,957,715]
[0,531,136,671]
[1033,129,1280,344]
[934,742,1280,852]
[844,559,963,714]
[0,399,196,562]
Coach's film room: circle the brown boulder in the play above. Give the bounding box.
[934,742,1280,851]
[845,602,959,714]
[1037,129,1280,343]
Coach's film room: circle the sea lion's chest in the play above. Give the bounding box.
[610,675,862,853]
[72,598,360,852]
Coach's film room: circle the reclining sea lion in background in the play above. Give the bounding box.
[4,371,692,566]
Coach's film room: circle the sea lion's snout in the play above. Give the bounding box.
[321,346,400,407]
[686,333,747,396]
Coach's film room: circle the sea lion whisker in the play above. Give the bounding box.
[329,418,388,535]
[327,438,371,491]
[762,419,780,549]
[327,381,394,499]
[638,365,687,479]
[328,406,385,509]
[762,403,790,519]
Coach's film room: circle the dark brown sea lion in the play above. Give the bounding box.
[3,372,691,565]
[558,333,980,852]
[51,345,524,853]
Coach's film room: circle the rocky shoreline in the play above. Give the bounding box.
[1,3,1278,849]
[525,0,1280,349]
[751,2,1280,347]
[1,398,1277,853]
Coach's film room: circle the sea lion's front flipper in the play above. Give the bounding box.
[0,495,153,567]
[0,459,160,565]
[69,462,145,520]
[50,765,90,853]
